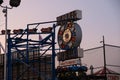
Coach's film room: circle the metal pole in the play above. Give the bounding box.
[52,24,56,80]
[26,25,29,64]
[1,5,12,80]
[7,34,12,80]
[102,36,107,80]
[4,6,7,80]
[26,25,30,80]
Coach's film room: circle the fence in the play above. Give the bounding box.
[82,44,120,74]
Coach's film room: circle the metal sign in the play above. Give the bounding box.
[58,22,82,50]
[57,48,83,61]
[56,10,82,26]
[59,58,81,66]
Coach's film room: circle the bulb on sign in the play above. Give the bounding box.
[56,10,82,26]
[58,22,82,50]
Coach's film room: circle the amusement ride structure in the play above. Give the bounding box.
[0,9,88,80]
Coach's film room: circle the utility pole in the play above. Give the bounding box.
[102,36,107,80]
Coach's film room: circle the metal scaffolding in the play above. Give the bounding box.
[6,21,57,80]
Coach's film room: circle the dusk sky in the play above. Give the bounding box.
[0,0,120,49]
[0,0,120,73]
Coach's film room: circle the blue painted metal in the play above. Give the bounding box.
[26,25,29,65]
[52,24,56,80]
[7,21,57,80]
[7,34,12,80]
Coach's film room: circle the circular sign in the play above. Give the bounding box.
[58,22,82,49]
[63,29,72,43]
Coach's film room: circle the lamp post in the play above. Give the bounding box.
[0,0,21,80]
[3,6,8,80]
[1,5,12,80]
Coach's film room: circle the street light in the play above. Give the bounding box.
[0,0,3,4]
[9,0,21,7]
[0,0,3,5]
[0,0,21,80]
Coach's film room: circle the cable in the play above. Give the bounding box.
[107,64,120,68]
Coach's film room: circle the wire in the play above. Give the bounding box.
[107,64,120,68]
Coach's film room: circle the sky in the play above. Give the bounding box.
[0,0,120,49]
[0,0,120,72]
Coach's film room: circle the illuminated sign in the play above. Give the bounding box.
[59,58,81,66]
[57,10,83,62]
[57,48,83,61]
[56,10,82,26]
[58,22,82,50]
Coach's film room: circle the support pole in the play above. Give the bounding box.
[7,34,12,80]
[4,6,8,80]
[26,25,29,64]
[102,36,107,80]
[1,6,12,80]
[52,24,56,80]
[26,25,29,80]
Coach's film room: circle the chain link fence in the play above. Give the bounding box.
[82,44,120,74]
